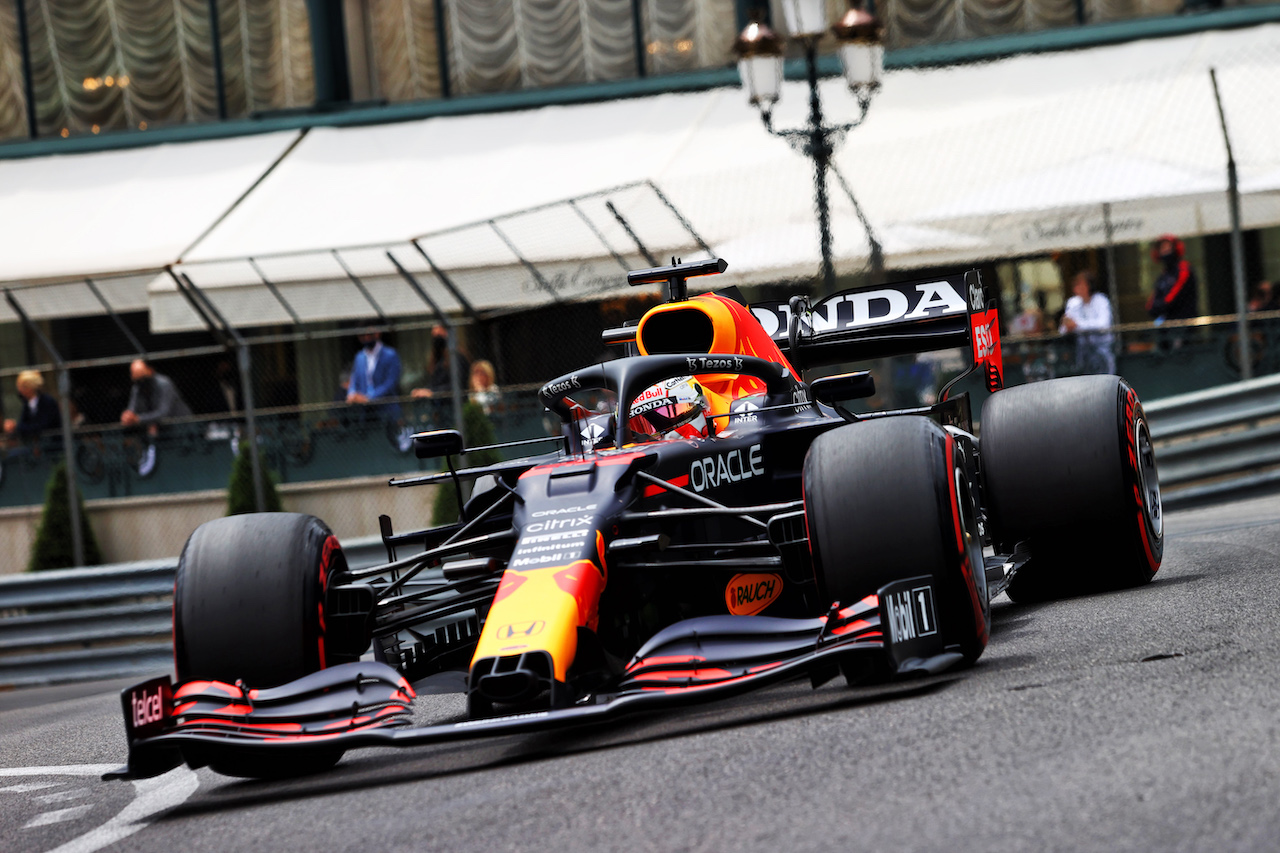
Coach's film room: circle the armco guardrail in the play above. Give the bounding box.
[0,535,392,688]
[0,560,176,688]
[1146,372,1280,506]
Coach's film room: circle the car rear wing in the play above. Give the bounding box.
[749,270,1004,393]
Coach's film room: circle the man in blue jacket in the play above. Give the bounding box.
[346,331,402,422]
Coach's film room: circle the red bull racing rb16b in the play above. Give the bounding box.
[111,258,1162,780]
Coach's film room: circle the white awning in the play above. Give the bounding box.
[836,25,1280,264]
[0,130,301,286]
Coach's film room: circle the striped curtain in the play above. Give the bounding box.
[0,0,314,140]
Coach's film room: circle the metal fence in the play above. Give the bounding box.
[1146,370,1280,501]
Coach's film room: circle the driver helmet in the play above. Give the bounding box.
[628,376,710,441]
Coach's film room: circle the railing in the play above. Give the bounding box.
[0,561,176,687]
[1146,372,1280,505]
[0,391,551,509]
[997,311,1280,400]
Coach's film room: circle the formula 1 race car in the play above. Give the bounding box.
[113,258,1163,780]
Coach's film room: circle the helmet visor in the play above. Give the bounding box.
[629,378,707,439]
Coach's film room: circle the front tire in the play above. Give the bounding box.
[982,375,1162,601]
[804,417,989,665]
[173,512,351,777]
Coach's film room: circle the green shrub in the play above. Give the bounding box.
[226,441,284,515]
[430,402,503,525]
[28,462,103,571]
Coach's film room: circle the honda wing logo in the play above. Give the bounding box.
[752,280,967,339]
[815,281,966,330]
[496,621,546,640]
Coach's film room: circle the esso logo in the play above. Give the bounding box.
[973,320,995,359]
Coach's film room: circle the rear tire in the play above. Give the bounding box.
[804,417,989,665]
[173,512,350,777]
[982,375,1162,601]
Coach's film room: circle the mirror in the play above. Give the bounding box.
[810,371,876,404]
[413,429,464,459]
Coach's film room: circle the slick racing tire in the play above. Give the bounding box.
[804,417,989,665]
[981,375,1162,602]
[174,512,351,777]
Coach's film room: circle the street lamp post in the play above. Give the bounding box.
[734,1,885,294]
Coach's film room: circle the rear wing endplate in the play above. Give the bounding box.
[749,270,1003,393]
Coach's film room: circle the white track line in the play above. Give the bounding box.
[0,764,199,853]
[0,766,118,778]
[25,804,93,828]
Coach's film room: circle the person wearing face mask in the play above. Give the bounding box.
[1147,235,1199,324]
[346,330,403,422]
[410,325,470,401]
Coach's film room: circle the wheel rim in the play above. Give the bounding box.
[1136,419,1162,539]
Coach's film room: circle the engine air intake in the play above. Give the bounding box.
[637,305,715,354]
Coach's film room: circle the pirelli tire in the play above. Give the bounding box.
[803,417,990,666]
[981,375,1162,602]
[173,512,351,777]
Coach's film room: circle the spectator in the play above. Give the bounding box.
[469,360,500,415]
[121,360,193,431]
[198,358,244,446]
[121,359,193,475]
[1060,271,1115,375]
[334,369,351,404]
[346,330,402,421]
[212,358,242,414]
[411,325,470,400]
[1249,280,1280,313]
[1147,235,1199,324]
[3,370,62,446]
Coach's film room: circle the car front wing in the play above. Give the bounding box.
[110,575,963,780]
